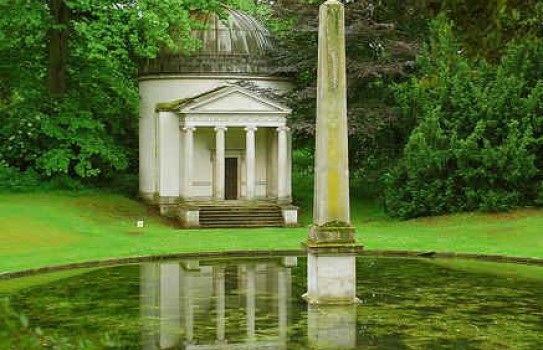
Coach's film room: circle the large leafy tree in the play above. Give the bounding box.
[264,0,431,193]
[0,0,254,183]
[269,0,542,193]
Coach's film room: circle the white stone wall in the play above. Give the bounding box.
[191,129,214,199]
[158,112,180,198]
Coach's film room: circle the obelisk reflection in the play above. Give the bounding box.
[308,305,357,349]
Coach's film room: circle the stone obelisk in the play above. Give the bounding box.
[303,0,363,305]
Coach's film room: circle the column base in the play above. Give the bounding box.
[139,191,157,204]
[281,205,299,227]
[178,206,200,228]
[157,196,180,217]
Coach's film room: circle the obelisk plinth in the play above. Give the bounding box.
[303,0,363,305]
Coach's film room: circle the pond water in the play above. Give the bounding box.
[2,256,543,349]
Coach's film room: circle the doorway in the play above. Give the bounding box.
[225,158,238,200]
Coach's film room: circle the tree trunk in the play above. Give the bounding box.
[48,0,70,96]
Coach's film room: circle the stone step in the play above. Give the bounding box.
[200,222,284,228]
[196,204,285,228]
[201,222,283,226]
[200,212,282,218]
[199,215,283,220]
[200,208,280,212]
[200,219,283,223]
[199,208,281,212]
[198,205,284,228]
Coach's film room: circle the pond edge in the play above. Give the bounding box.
[1,250,542,280]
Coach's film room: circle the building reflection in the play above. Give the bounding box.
[140,257,297,349]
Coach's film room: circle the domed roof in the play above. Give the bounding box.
[140,8,286,76]
[191,8,275,56]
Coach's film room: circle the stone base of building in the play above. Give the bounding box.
[146,197,298,228]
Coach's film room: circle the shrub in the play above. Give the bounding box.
[0,165,41,192]
[384,15,543,219]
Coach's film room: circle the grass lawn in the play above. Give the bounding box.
[0,191,542,274]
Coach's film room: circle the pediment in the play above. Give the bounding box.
[158,86,291,115]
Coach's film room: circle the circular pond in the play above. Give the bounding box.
[1,255,542,349]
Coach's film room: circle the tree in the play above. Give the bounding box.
[48,0,70,96]
[267,0,427,189]
[384,16,543,219]
[269,0,543,196]
[0,0,257,184]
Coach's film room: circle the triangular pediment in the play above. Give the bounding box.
[161,86,291,115]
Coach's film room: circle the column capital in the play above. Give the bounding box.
[214,126,228,132]
[244,126,258,132]
[277,126,290,133]
[182,126,196,133]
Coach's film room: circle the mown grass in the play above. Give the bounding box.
[0,191,542,274]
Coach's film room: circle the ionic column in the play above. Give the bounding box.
[245,126,257,200]
[214,127,227,200]
[277,126,289,202]
[182,127,196,199]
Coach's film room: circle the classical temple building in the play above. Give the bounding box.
[139,8,298,228]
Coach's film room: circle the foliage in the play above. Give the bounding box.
[272,0,423,179]
[384,15,543,219]
[0,165,41,192]
[0,298,43,350]
[291,148,314,212]
[0,0,260,190]
[427,0,543,62]
[272,0,543,206]
[0,298,116,349]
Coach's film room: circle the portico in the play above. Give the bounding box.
[153,86,297,227]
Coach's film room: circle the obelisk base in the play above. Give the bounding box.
[302,242,364,305]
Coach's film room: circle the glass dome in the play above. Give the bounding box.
[140,8,286,76]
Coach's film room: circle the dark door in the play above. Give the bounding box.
[225,158,238,200]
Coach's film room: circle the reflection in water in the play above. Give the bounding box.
[308,305,357,349]
[4,256,543,349]
[140,257,306,349]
